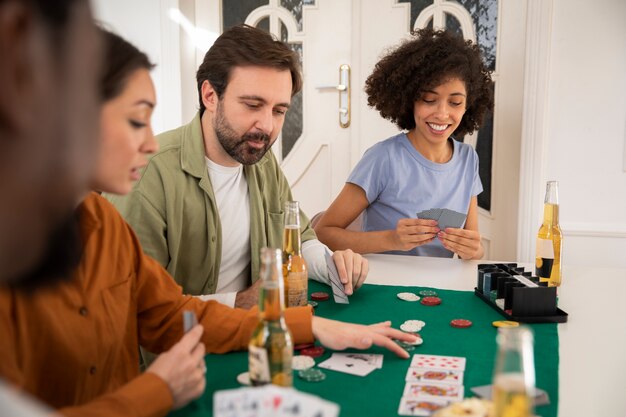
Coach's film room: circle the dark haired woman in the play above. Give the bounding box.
[315,29,493,260]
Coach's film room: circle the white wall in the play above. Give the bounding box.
[91,0,185,135]
[544,0,626,268]
[90,0,626,269]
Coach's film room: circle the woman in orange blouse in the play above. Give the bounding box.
[0,29,416,417]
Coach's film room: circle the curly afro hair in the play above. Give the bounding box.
[365,28,494,137]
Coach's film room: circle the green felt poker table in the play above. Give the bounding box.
[170,261,559,417]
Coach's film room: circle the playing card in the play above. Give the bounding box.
[405,367,464,385]
[324,250,349,304]
[437,209,466,231]
[318,352,378,376]
[214,386,339,417]
[403,381,464,402]
[336,352,383,369]
[398,397,449,416]
[183,310,198,333]
[410,354,466,371]
[417,208,442,221]
[294,390,340,417]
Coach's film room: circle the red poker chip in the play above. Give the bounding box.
[420,296,442,306]
[450,319,473,328]
[311,292,330,301]
[300,346,325,358]
[294,343,315,351]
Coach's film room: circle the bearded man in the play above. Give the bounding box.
[106,24,369,312]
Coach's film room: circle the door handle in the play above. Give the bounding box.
[315,64,351,128]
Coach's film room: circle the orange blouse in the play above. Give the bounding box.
[0,193,313,417]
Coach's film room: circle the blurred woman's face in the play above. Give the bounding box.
[93,68,157,195]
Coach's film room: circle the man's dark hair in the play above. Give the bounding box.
[100,28,155,101]
[196,24,302,115]
[365,28,494,137]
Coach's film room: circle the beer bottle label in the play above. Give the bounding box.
[535,238,554,278]
[248,345,270,385]
[286,270,308,307]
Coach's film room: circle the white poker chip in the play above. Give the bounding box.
[292,355,315,371]
[400,323,421,333]
[236,371,251,386]
[404,320,426,328]
[397,292,420,302]
[406,337,424,346]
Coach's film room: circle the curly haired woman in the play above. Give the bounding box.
[315,28,493,260]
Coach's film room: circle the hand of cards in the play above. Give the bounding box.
[324,250,349,304]
[416,208,466,231]
[214,385,339,417]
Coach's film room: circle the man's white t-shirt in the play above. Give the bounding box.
[196,158,331,308]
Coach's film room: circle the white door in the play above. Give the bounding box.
[196,0,526,261]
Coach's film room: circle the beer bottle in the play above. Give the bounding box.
[282,201,308,307]
[492,327,535,417]
[535,181,563,286]
[248,247,293,387]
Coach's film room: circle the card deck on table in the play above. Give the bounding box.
[405,367,464,385]
[324,250,349,304]
[410,354,466,371]
[214,385,339,417]
[403,381,464,402]
[317,352,381,376]
[398,397,449,416]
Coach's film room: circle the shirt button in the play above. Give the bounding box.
[211,236,216,242]
[79,307,88,316]
[89,366,97,375]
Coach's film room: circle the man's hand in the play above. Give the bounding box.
[235,279,261,309]
[311,316,417,359]
[146,325,206,410]
[331,249,369,295]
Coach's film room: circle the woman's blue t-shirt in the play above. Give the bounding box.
[347,133,483,257]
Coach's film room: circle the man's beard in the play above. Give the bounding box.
[7,210,83,293]
[214,102,272,165]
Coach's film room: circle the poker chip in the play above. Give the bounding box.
[300,346,325,358]
[420,296,442,306]
[395,337,423,351]
[310,292,330,301]
[292,355,315,371]
[395,340,416,351]
[298,368,326,382]
[236,371,251,386]
[397,292,420,302]
[308,300,318,308]
[492,320,520,328]
[400,319,425,333]
[400,323,421,333]
[450,319,473,328]
[294,343,315,351]
[419,289,438,297]
[406,337,424,346]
